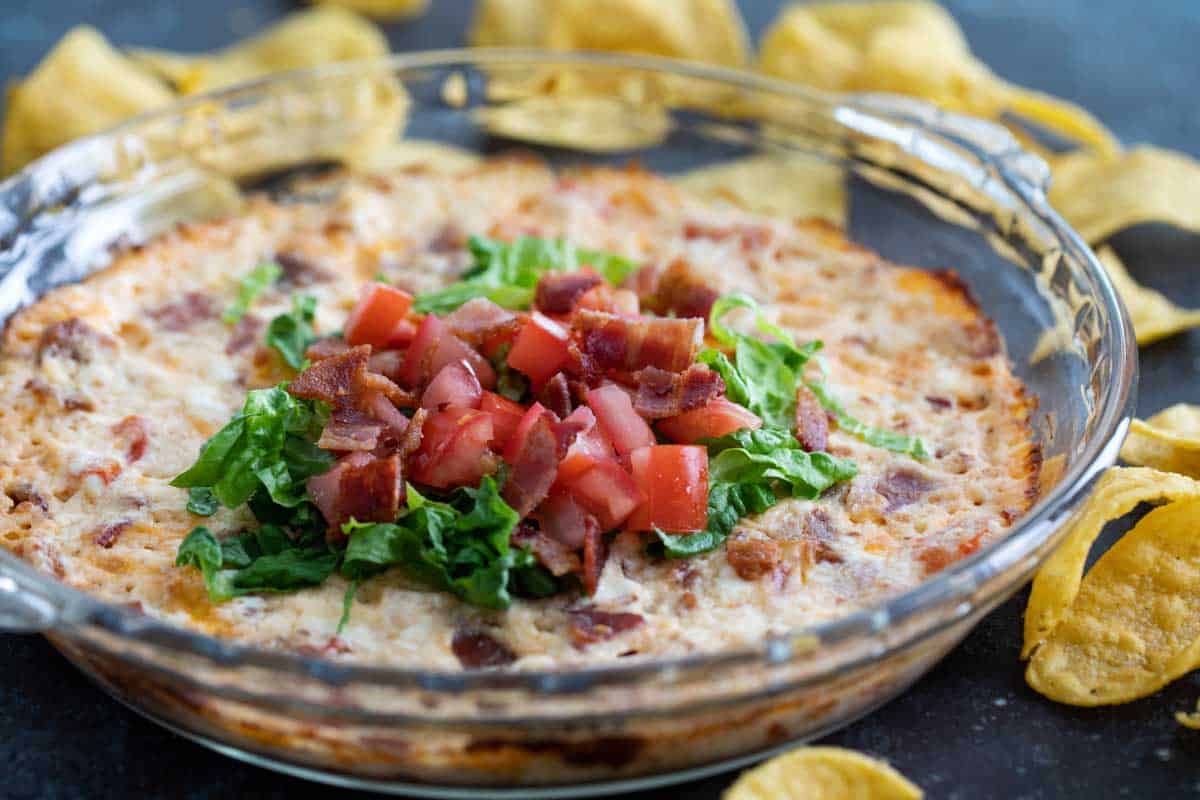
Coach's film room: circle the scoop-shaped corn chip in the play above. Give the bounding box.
[1,27,175,175]
[309,0,428,20]
[470,0,750,67]
[477,95,671,152]
[132,8,389,95]
[1049,147,1200,244]
[1022,467,1200,659]
[1096,246,1200,345]
[723,746,923,800]
[673,155,846,225]
[1027,498,1200,705]
[758,1,1118,157]
[1121,405,1200,479]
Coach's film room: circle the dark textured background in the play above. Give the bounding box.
[3,2,1200,798]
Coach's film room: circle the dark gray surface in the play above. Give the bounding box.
[3,2,1200,798]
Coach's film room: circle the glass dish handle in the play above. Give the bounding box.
[0,565,60,632]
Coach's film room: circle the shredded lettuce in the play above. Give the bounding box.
[340,478,554,610]
[170,385,332,510]
[223,262,282,324]
[176,525,338,602]
[265,294,318,370]
[412,235,636,314]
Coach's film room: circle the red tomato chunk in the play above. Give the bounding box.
[480,391,526,451]
[656,397,761,444]
[344,283,414,348]
[409,407,495,489]
[586,384,655,456]
[625,445,709,533]
[507,312,570,388]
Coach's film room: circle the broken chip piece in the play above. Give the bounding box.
[1,27,174,174]
[1096,247,1200,346]
[309,0,429,20]
[723,746,923,800]
[758,0,1119,158]
[1026,498,1200,705]
[1049,146,1200,244]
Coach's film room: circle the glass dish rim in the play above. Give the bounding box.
[0,48,1137,692]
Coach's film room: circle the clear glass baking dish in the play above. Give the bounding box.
[0,51,1134,797]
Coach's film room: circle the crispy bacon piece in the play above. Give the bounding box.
[633,365,724,419]
[511,523,581,577]
[580,517,606,596]
[537,372,574,419]
[318,407,383,452]
[804,509,842,564]
[535,270,603,315]
[725,530,782,581]
[276,251,334,287]
[36,318,112,363]
[501,408,562,517]
[572,310,703,377]
[225,313,263,355]
[112,416,149,463]
[288,346,371,405]
[359,370,418,409]
[92,519,133,549]
[650,259,720,320]
[451,629,516,668]
[397,408,427,460]
[794,384,829,452]
[443,298,519,346]
[147,292,218,331]
[305,337,352,362]
[876,468,936,511]
[307,452,401,538]
[568,605,643,648]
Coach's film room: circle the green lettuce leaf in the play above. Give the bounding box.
[171,385,333,510]
[186,487,219,516]
[412,236,636,314]
[340,478,552,610]
[223,262,282,324]
[804,379,931,460]
[265,294,318,370]
[175,525,338,602]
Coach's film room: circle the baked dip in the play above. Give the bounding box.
[0,157,1040,670]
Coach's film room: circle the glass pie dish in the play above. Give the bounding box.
[0,51,1134,797]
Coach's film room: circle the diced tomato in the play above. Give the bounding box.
[536,491,590,548]
[586,384,655,456]
[409,407,496,488]
[625,445,709,533]
[480,391,526,451]
[656,397,762,444]
[385,317,419,349]
[503,402,552,464]
[345,283,414,348]
[399,314,496,390]
[422,361,483,411]
[553,412,616,489]
[563,459,644,530]
[507,312,570,388]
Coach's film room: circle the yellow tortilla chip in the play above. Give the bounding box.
[1096,246,1200,345]
[476,95,671,152]
[132,8,389,94]
[758,1,1119,157]
[1022,467,1200,659]
[1178,700,1200,729]
[673,155,847,225]
[724,746,923,800]
[1,27,175,175]
[1120,404,1200,479]
[1026,498,1200,705]
[469,0,750,67]
[309,0,428,20]
[1049,146,1200,244]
